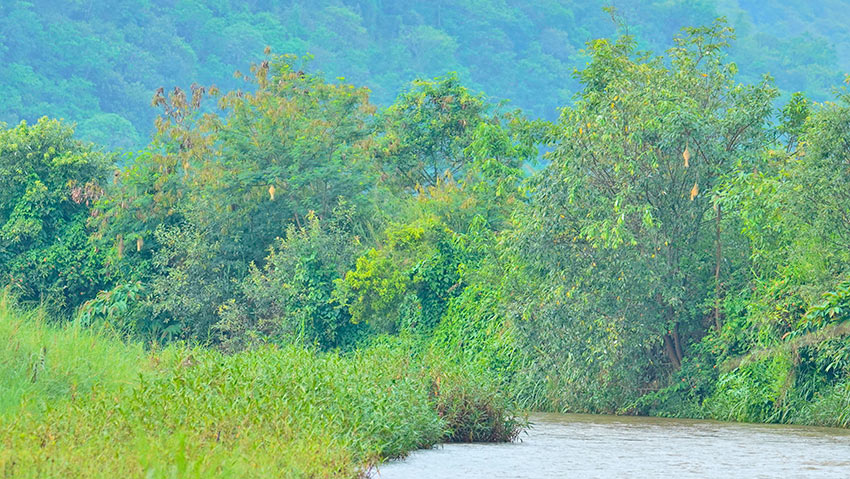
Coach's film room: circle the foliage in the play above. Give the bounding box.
[334,162,526,337]
[425,346,525,442]
[4,1,849,150]
[90,54,377,340]
[374,73,492,190]
[795,282,850,335]
[0,119,111,316]
[708,352,795,422]
[334,213,462,334]
[431,282,525,388]
[216,212,364,352]
[0,302,521,478]
[511,20,776,410]
[674,89,850,427]
[74,281,154,338]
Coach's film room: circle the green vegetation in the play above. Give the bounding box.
[0,297,521,478]
[0,119,111,317]
[2,1,850,148]
[3,6,850,477]
[506,22,850,425]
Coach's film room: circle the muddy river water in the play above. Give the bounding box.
[374,413,850,478]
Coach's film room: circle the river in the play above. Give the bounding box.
[373,413,850,478]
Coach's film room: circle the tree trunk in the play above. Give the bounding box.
[672,323,683,363]
[663,333,682,369]
[714,203,723,331]
[658,294,684,369]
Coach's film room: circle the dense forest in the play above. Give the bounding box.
[2,0,850,149]
[2,3,850,478]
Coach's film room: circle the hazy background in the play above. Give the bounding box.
[2,0,849,148]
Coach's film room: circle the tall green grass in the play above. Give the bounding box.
[0,296,149,416]
[0,299,522,478]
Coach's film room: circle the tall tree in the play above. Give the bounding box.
[513,21,776,408]
[91,54,377,340]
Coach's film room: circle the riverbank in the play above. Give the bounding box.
[0,298,521,478]
[5,289,847,479]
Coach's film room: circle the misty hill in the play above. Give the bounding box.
[2,0,848,148]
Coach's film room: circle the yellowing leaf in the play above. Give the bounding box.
[683,146,691,167]
[689,182,699,200]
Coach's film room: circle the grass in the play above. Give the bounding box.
[0,297,148,416]
[0,297,523,478]
[791,381,850,428]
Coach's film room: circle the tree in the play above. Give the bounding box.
[374,73,491,190]
[0,118,111,315]
[513,21,776,408]
[216,211,364,352]
[91,54,378,340]
[335,104,541,336]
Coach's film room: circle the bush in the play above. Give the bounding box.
[425,348,525,442]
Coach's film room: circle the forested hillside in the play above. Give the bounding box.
[2,0,849,149]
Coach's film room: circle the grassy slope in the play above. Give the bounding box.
[0,297,520,478]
